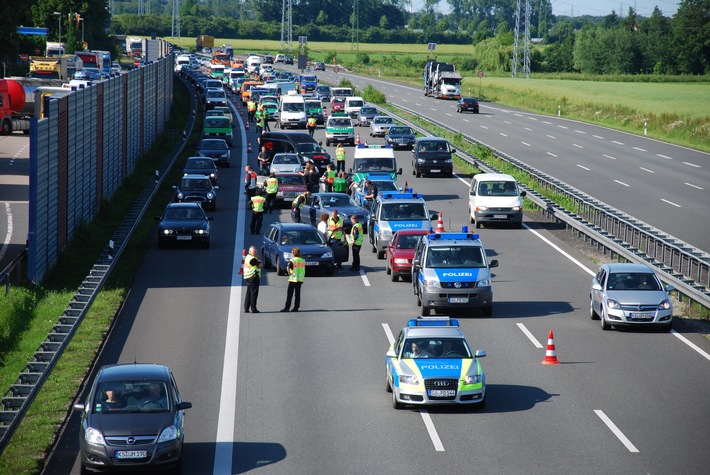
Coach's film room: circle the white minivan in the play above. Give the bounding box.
[468,173,526,229]
[278,92,307,129]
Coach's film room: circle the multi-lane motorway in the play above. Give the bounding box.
[0,134,29,272]
[38,71,710,474]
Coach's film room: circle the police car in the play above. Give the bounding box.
[412,231,498,316]
[350,144,402,185]
[369,192,437,260]
[350,171,400,207]
[324,113,355,146]
[386,317,486,409]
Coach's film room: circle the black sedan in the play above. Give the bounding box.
[314,61,326,71]
[197,138,231,168]
[72,363,192,473]
[173,174,219,211]
[385,126,417,150]
[262,223,344,276]
[155,202,213,248]
[293,193,369,233]
[183,156,219,184]
[283,56,294,65]
[456,97,480,114]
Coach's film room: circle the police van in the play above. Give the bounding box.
[411,231,498,316]
[369,192,437,260]
[350,144,402,185]
[324,112,355,146]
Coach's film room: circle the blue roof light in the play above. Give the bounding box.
[381,192,423,200]
[408,317,459,327]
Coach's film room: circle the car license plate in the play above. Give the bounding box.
[429,389,456,397]
[176,236,192,240]
[430,169,441,173]
[630,313,653,319]
[115,450,147,459]
[493,214,507,219]
[449,297,469,304]
[306,261,319,266]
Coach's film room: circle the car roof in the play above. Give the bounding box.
[395,229,431,236]
[461,97,478,101]
[416,136,448,143]
[404,326,465,338]
[604,263,655,273]
[274,222,318,230]
[97,363,171,382]
[473,173,516,182]
[182,173,212,180]
[186,156,215,163]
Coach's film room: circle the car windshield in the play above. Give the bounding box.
[425,246,486,268]
[381,203,427,220]
[389,127,412,135]
[477,181,518,196]
[164,206,204,220]
[280,228,326,245]
[205,117,230,128]
[180,178,212,190]
[186,159,214,169]
[301,76,316,82]
[354,158,396,172]
[329,118,351,127]
[607,273,661,291]
[93,380,170,413]
[375,117,395,124]
[361,107,377,115]
[348,100,364,108]
[305,101,321,108]
[296,142,325,153]
[419,141,449,152]
[283,102,304,112]
[320,195,358,208]
[316,86,330,93]
[274,154,300,164]
[206,90,225,99]
[396,234,423,249]
[278,175,306,185]
[401,338,472,359]
[201,140,227,150]
[371,180,398,191]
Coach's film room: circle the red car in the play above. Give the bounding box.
[331,97,346,113]
[275,173,308,208]
[385,230,430,282]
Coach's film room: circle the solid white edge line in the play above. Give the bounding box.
[419,410,446,451]
[522,224,595,276]
[594,410,639,453]
[0,203,13,263]
[213,103,248,475]
[360,269,371,286]
[671,330,710,362]
[516,323,544,348]
[382,323,395,345]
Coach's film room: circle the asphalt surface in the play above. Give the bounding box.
[0,134,29,272]
[41,77,710,474]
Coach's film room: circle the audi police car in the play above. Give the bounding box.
[369,192,437,260]
[412,231,498,316]
[386,317,486,409]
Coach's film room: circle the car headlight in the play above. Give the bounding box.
[162,229,174,235]
[176,192,184,199]
[85,427,105,445]
[477,278,491,287]
[512,206,521,211]
[659,299,671,310]
[394,258,410,264]
[283,251,293,260]
[322,251,333,259]
[464,374,482,385]
[207,192,215,199]
[476,206,488,211]
[606,298,621,310]
[157,425,179,443]
[444,159,452,163]
[399,374,419,385]
[423,279,440,288]
[220,153,228,158]
[209,173,216,179]
[379,229,393,237]
[417,158,426,163]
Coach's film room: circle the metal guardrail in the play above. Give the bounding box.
[0,75,197,455]
[0,248,27,295]
[384,102,710,309]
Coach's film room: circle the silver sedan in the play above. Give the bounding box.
[369,116,397,137]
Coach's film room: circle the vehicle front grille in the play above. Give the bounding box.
[105,435,156,447]
[424,378,458,400]
[620,304,657,312]
[441,281,477,289]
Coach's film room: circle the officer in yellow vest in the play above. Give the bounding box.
[281,247,306,312]
[323,163,336,192]
[247,99,257,122]
[243,246,262,313]
[327,209,345,269]
[349,215,363,271]
[264,172,279,213]
[291,191,311,223]
[250,189,266,234]
[335,143,346,173]
[307,116,317,137]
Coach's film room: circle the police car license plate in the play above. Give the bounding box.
[176,236,192,240]
[429,389,456,397]
[430,169,441,173]
[115,450,147,459]
[493,214,507,219]
[449,297,469,304]
[306,261,319,266]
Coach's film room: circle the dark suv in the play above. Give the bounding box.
[456,97,480,114]
[412,137,455,178]
[259,131,333,172]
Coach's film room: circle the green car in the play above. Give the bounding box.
[305,99,325,125]
[325,113,355,146]
[203,116,233,147]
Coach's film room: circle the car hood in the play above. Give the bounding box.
[388,133,415,140]
[279,184,307,191]
[417,151,451,159]
[200,149,228,156]
[327,205,367,216]
[161,218,207,227]
[272,164,301,173]
[606,290,668,305]
[90,412,175,436]
[391,249,416,259]
[399,358,476,379]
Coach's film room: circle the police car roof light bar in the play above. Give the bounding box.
[381,192,423,200]
[408,316,460,327]
[428,232,481,241]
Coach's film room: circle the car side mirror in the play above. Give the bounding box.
[474,350,486,358]
[154,216,161,221]
[430,213,438,220]
[520,190,527,197]
[469,190,475,196]
[207,216,214,221]
[348,168,353,174]
[665,284,675,292]
[214,185,220,189]
[489,259,499,268]
[176,401,193,410]
[451,149,456,154]
[386,349,396,358]
[172,185,177,190]
[397,168,403,175]
[592,283,602,291]
[73,403,85,412]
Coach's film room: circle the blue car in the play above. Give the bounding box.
[261,223,337,276]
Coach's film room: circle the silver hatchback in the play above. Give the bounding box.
[590,263,674,331]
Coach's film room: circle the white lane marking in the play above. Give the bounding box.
[445,113,452,117]
[594,410,639,453]
[542,121,552,125]
[683,161,701,168]
[685,182,703,190]
[576,164,590,171]
[430,108,437,111]
[0,203,13,263]
[660,198,681,208]
[500,133,508,137]
[504,120,512,125]
[516,323,543,348]
[573,143,584,149]
[454,173,470,186]
[213,107,248,475]
[415,103,421,107]
[614,180,630,187]
[671,330,710,362]
[480,125,488,130]
[529,117,538,121]
[523,224,595,276]
[558,125,569,129]
[521,142,531,147]
[515,113,523,117]
[402,98,408,102]
[524,127,533,131]
[657,154,672,160]
[575,130,586,134]
[360,269,371,287]
[382,324,445,451]
[420,410,445,451]
[593,135,605,139]
[612,140,624,145]
[639,167,655,173]
[463,118,470,123]
[633,147,647,152]
[546,135,556,139]
[547,152,558,158]
[603,154,617,160]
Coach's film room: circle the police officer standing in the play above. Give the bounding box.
[335,143,346,173]
[264,172,279,213]
[307,116,317,137]
[245,165,258,203]
[247,99,257,122]
[250,189,266,234]
[323,163,336,192]
[349,215,363,271]
[243,246,262,313]
[291,191,310,223]
[333,171,348,194]
[327,209,344,269]
[281,247,305,312]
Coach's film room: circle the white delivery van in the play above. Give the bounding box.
[468,173,526,229]
[278,92,307,129]
[246,55,262,74]
[344,96,365,119]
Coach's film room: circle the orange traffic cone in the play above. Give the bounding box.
[435,211,445,233]
[356,132,360,145]
[247,141,252,153]
[238,249,246,274]
[542,330,561,365]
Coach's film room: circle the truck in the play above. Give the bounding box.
[196,35,214,52]
[211,51,231,67]
[45,42,65,57]
[126,37,144,58]
[75,51,100,70]
[1,78,71,134]
[29,55,83,80]
[423,59,462,100]
[92,50,112,72]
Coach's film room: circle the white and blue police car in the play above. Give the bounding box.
[412,230,498,316]
[369,192,437,259]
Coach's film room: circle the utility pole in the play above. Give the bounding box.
[171,0,181,38]
[281,0,293,52]
[351,0,359,51]
[513,0,531,78]
[513,0,520,78]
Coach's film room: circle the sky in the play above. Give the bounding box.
[409,0,680,18]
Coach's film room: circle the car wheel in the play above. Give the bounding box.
[80,464,90,475]
[600,310,612,331]
[475,220,481,229]
[412,167,416,176]
[482,304,493,317]
[276,258,285,276]
[386,372,392,392]
[422,304,431,316]
[589,297,599,320]
[392,389,403,410]
[415,285,422,307]
[469,210,475,224]
[371,239,377,253]
[1,120,12,135]
[416,168,421,178]
[391,272,399,282]
[377,250,385,260]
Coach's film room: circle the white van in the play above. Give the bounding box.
[344,96,365,119]
[175,54,191,72]
[468,173,526,229]
[331,87,353,98]
[246,55,262,74]
[279,92,307,129]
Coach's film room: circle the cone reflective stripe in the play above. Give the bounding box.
[435,211,445,233]
[238,249,246,274]
[356,132,360,144]
[542,329,560,365]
